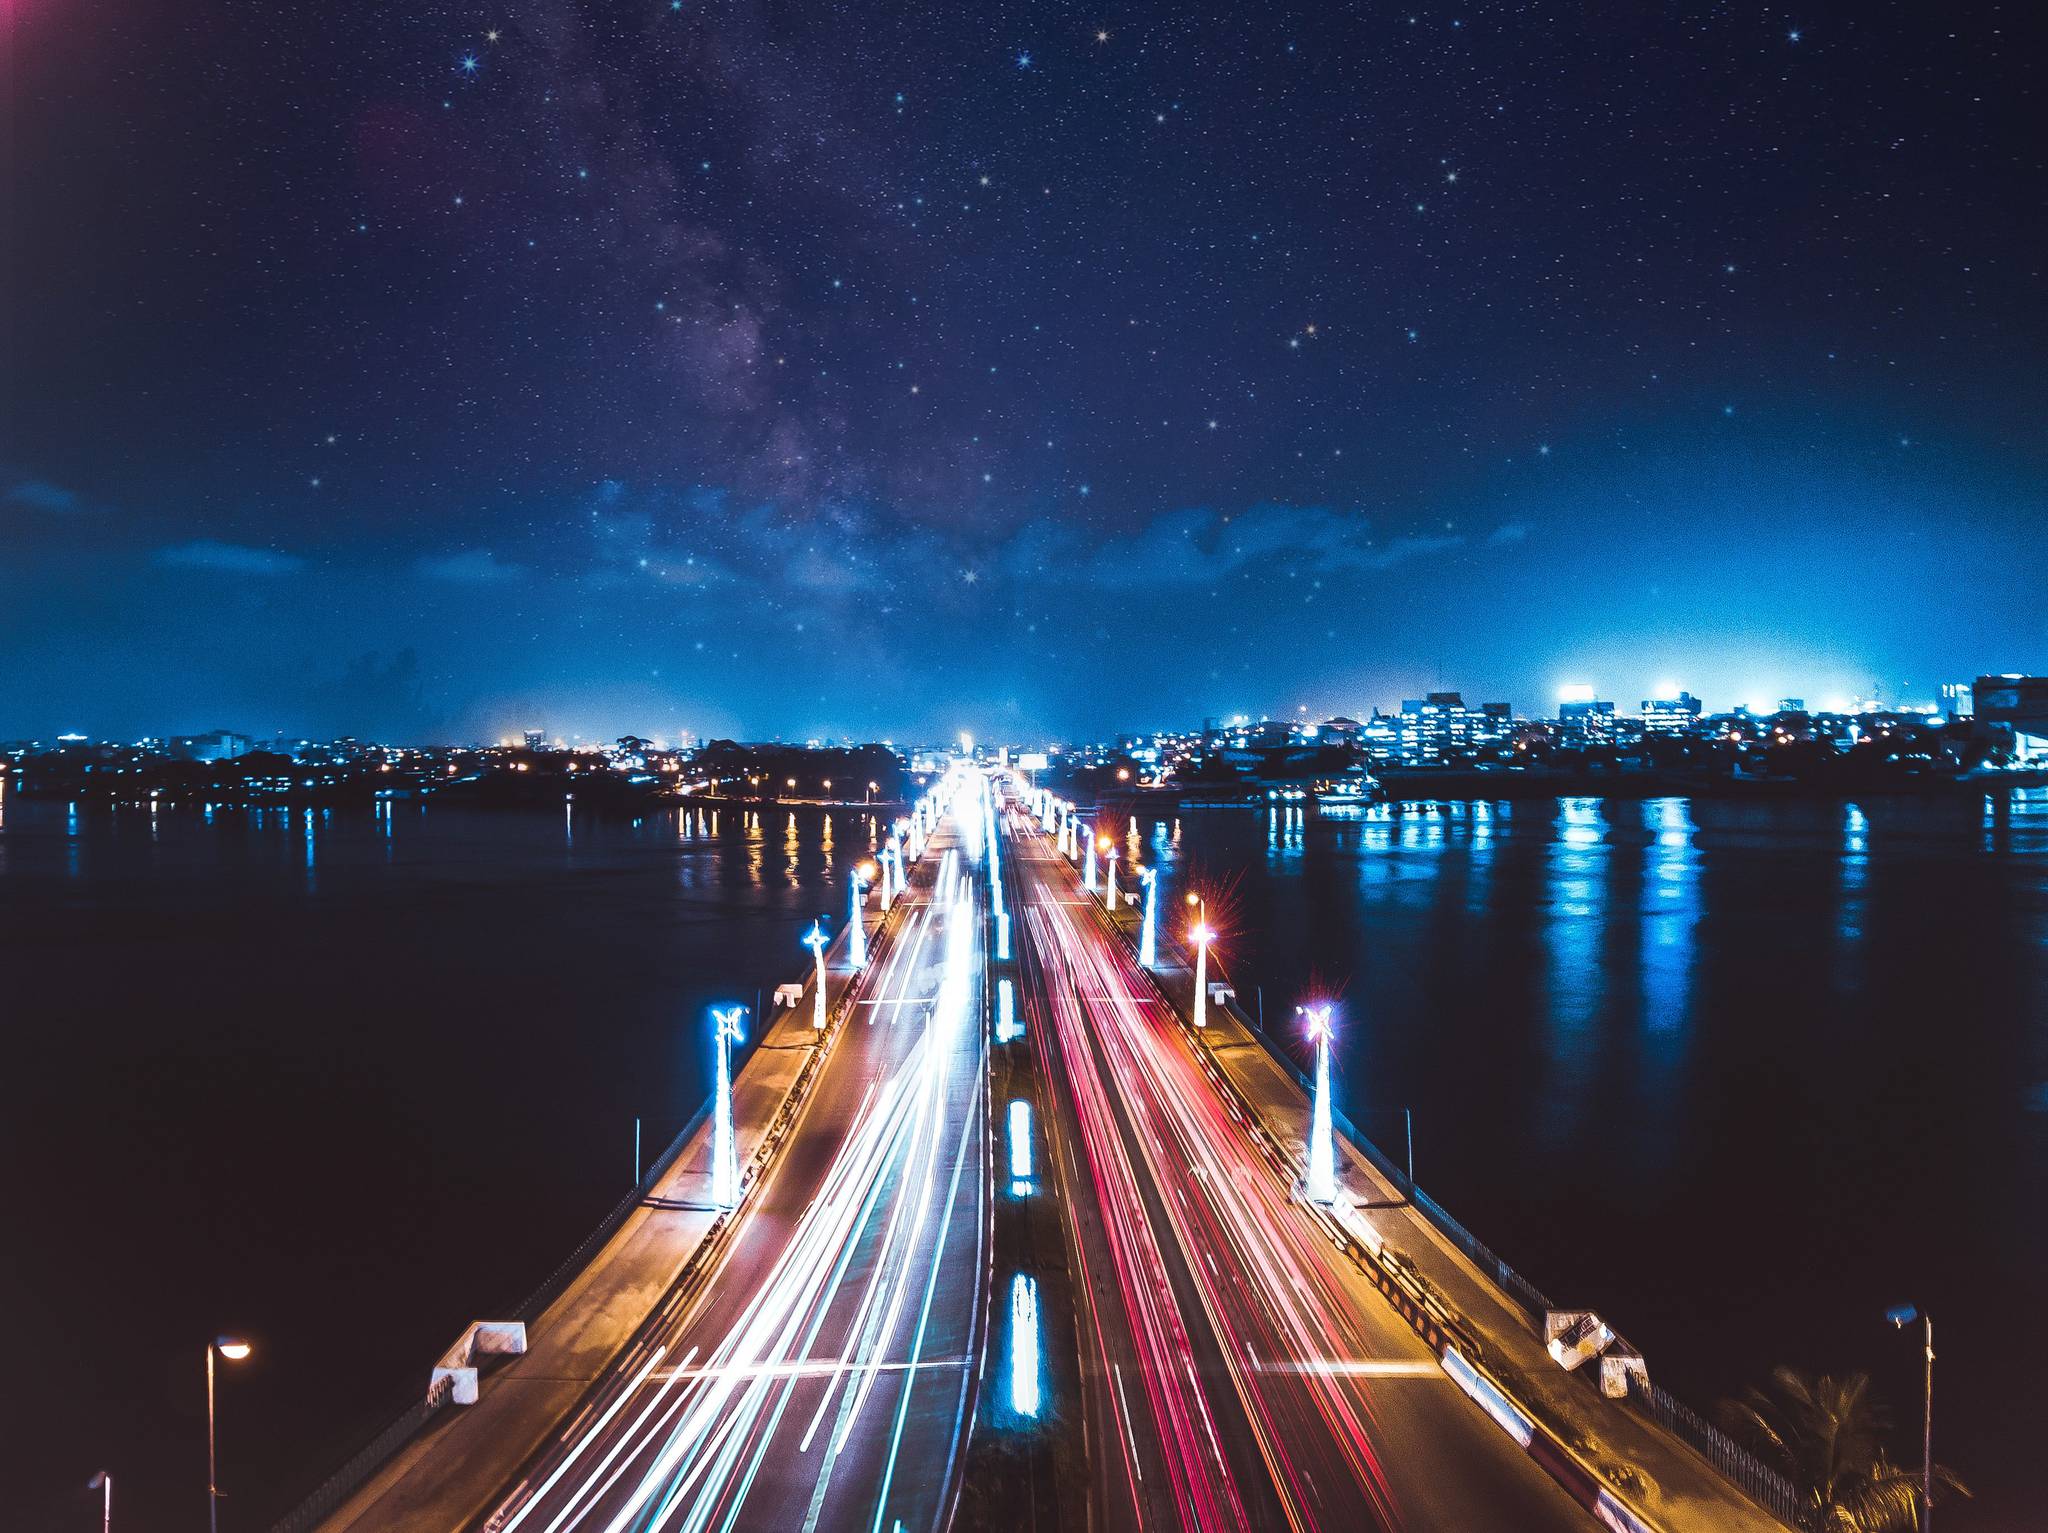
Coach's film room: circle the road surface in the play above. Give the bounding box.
[471,807,990,1533]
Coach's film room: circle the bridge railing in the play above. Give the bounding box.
[1626,1372,1804,1526]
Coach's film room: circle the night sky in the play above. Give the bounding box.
[5,1,2042,743]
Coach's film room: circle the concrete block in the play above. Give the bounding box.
[430,1320,528,1406]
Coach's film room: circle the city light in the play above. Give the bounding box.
[1008,1273,1042,1419]
[802,919,829,1030]
[996,976,1020,1041]
[1008,1098,1033,1192]
[1299,1002,1337,1203]
[1557,683,1596,705]
[710,1004,747,1209]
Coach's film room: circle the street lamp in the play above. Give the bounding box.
[1298,1003,1337,1203]
[711,1005,747,1209]
[1191,921,1214,1028]
[848,864,873,968]
[802,920,829,1030]
[1100,837,1118,911]
[1083,826,1097,891]
[87,1471,111,1533]
[1887,1304,1934,1532]
[1138,866,1158,967]
[207,1335,252,1533]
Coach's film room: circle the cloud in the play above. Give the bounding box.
[414,549,523,583]
[155,539,305,575]
[6,478,81,513]
[1486,521,1531,547]
[994,504,1488,588]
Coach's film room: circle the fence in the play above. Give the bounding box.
[1627,1372,1804,1527]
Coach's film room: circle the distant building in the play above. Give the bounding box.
[1361,693,1513,765]
[1940,682,1975,719]
[1556,697,1617,746]
[1973,675,2048,759]
[168,730,251,763]
[523,729,546,751]
[1640,692,1704,735]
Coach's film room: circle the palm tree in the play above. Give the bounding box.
[1717,1366,1968,1531]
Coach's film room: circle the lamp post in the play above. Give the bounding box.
[711,1005,747,1208]
[848,864,872,968]
[207,1336,252,1533]
[87,1471,111,1533]
[803,920,829,1030]
[1139,867,1158,967]
[1887,1304,1934,1532]
[1299,1003,1337,1203]
[1100,838,1118,911]
[1191,921,1214,1029]
[1083,827,1097,890]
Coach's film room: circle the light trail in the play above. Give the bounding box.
[478,808,987,1533]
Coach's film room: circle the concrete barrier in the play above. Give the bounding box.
[429,1321,527,1406]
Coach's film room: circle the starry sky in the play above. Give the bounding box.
[4,1,2042,743]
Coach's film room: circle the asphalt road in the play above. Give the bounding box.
[1002,793,1596,1533]
[470,807,990,1533]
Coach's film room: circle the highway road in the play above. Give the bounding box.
[1001,789,1597,1533]
[471,803,990,1533]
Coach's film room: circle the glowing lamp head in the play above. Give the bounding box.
[1098,835,1112,852]
[1185,892,1200,907]
[214,1336,253,1361]
[1297,1002,1334,1044]
[859,860,878,882]
[1191,922,1214,948]
[1886,1304,1920,1329]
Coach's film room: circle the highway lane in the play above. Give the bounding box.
[473,797,989,1533]
[1003,793,1595,1533]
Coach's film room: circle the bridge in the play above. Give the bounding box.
[280,768,1796,1533]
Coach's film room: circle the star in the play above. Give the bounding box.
[1538,443,1551,456]
[1096,29,1109,43]
[1788,28,1802,43]
[458,53,480,74]
[1016,51,1032,68]
[962,568,980,584]
[484,29,499,43]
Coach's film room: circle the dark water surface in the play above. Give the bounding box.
[0,797,881,1530]
[1130,793,2048,1529]
[4,794,2043,1528]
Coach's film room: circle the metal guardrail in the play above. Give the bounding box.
[1626,1372,1803,1526]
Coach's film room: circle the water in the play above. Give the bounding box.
[1126,794,2048,1529]
[0,797,884,1530]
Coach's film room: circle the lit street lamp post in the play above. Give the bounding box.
[207,1335,252,1533]
[1299,1003,1337,1203]
[1191,921,1214,1029]
[1083,826,1097,890]
[848,865,872,968]
[711,1005,747,1208]
[1887,1304,1935,1532]
[1100,838,1118,912]
[803,920,829,1030]
[87,1470,111,1533]
[1138,866,1157,967]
